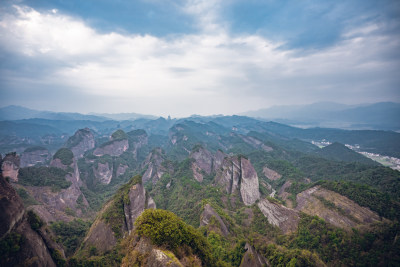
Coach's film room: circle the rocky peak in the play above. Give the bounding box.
[93,130,129,157]
[240,243,269,267]
[93,161,113,184]
[215,156,260,206]
[66,128,95,158]
[1,152,20,182]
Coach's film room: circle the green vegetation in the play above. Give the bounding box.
[0,233,25,265]
[27,210,44,231]
[53,148,74,165]
[317,180,400,221]
[276,214,400,266]
[316,142,378,165]
[50,219,92,257]
[18,167,71,191]
[135,209,216,266]
[111,129,128,140]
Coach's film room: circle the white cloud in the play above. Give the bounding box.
[0,4,398,116]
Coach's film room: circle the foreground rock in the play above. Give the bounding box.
[0,175,63,267]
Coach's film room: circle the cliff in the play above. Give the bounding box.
[215,156,260,206]
[66,128,95,158]
[127,129,148,160]
[200,203,229,236]
[80,176,155,255]
[1,152,20,182]
[93,130,129,157]
[142,148,168,185]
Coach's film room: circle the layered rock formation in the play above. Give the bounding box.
[20,147,51,167]
[200,204,229,236]
[66,128,95,158]
[0,175,61,267]
[1,152,20,182]
[190,146,214,182]
[215,156,260,206]
[257,198,300,233]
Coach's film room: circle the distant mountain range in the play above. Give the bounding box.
[242,102,400,131]
[0,105,157,121]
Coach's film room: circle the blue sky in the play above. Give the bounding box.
[0,0,399,116]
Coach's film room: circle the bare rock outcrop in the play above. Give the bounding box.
[239,135,273,152]
[240,243,269,267]
[215,156,260,206]
[20,147,51,167]
[122,237,183,267]
[295,186,381,230]
[1,152,20,182]
[66,128,95,158]
[142,148,167,184]
[93,139,129,157]
[200,204,229,236]
[263,166,282,181]
[127,129,148,160]
[116,164,128,177]
[94,162,113,184]
[257,198,300,233]
[83,219,117,254]
[124,183,156,234]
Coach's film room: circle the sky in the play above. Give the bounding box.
[0,0,399,117]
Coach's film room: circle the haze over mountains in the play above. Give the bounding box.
[242,102,400,131]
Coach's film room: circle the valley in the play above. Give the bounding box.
[1,110,399,266]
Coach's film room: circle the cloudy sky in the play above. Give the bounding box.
[0,0,399,117]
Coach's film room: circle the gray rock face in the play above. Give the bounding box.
[240,135,273,152]
[83,220,117,254]
[240,158,261,206]
[129,131,148,160]
[200,204,229,236]
[66,128,95,158]
[189,147,215,182]
[213,150,226,172]
[257,198,299,234]
[240,243,269,267]
[93,139,129,157]
[124,183,156,234]
[263,166,282,181]
[215,156,260,206]
[142,149,167,185]
[20,148,51,167]
[1,152,20,182]
[94,162,113,184]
